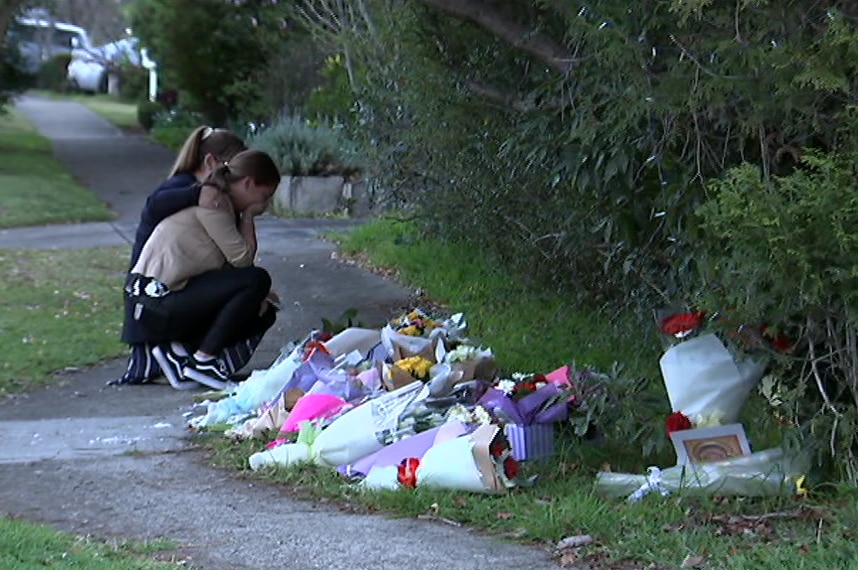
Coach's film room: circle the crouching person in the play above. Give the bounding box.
[125,149,281,390]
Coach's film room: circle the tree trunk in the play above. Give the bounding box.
[0,0,25,49]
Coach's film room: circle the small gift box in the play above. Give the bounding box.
[504,422,554,461]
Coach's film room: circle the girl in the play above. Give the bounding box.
[116,126,252,387]
[126,149,281,390]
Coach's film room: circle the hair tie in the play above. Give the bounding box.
[202,126,214,140]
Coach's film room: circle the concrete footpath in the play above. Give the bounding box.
[0,96,562,570]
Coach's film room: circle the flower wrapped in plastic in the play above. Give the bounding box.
[660,333,765,426]
[380,309,467,362]
[438,343,497,383]
[248,381,428,471]
[358,423,521,494]
[341,419,473,479]
[478,374,570,426]
[478,373,570,461]
[189,328,383,430]
[188,332,320,429]
[595,448,810,500]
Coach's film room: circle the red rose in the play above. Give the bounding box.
[533,374,547,383]
[397,457,420,488]
[503,456,519,480]
[661,311,706,336]
[666,411,693,434]
[489,441,505,458]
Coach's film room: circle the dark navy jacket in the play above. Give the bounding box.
[129,172,201,268]
[122,172,201,344]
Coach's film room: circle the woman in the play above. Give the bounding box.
[116,126,250,387]
[126,149,281,390]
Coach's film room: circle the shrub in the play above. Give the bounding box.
[36,54,71,93]
[136,100,163,131]
[117,62,149,103]
[248,115,364,177]
[695,150,858,481]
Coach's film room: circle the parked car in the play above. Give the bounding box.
[67,37,154,94]
[6,14,92,74]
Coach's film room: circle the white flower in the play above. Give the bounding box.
[691,410,725,428]
[444,404,493,425]
[496,379,517,395]
[444,345,481,363]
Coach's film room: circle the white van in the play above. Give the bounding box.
[7,15,92,74]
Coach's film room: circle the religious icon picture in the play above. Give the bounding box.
[670,423,751,465]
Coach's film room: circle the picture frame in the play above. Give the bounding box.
[670,423,751,465]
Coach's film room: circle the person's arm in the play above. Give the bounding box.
[195,207,255,267]
[238,212,258,261]
[144,183,202,225]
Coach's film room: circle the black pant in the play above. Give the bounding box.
[153,266,276,355]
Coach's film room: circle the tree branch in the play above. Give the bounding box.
[465,79,566,112]
[416,0,579,75]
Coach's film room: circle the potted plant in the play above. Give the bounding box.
[248,115,368,217]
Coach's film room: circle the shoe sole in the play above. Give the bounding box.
[182,366,229,391]
[152,346,199,391]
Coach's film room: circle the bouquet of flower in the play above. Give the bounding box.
[249,381,428,471]
[380,309,467,361]
[439,343,497,382]
[359,423,522,494]
[479,373,570,426]
[660,333,765,426]
[389,309,442,337]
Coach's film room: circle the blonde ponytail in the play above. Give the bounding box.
[167,126,247,178]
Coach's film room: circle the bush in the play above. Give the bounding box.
[0,47,32,113]
[136,100,163,131]
[117,62,149,103]
[36,54,71,93]
[248,115,364,177]
[696,150,858,481]
[147,105,207,149]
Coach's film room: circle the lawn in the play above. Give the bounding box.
[0,517,182,569]
[0,108,114,228]
[0,246,128,395]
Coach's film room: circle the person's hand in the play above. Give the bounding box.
[199,184,232,212]
[260,290,281,315]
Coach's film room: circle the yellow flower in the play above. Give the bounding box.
[795,475,808,497]
[399,325,421,336]
[396,356,433,380]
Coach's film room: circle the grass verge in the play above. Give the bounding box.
[196,218,858,570]
[0,517,183,569]
[0,108,114,228]
[0,247,128,395]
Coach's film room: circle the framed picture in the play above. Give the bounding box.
[670,424,751,465]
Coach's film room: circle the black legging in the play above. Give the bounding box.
[156,266,276,355]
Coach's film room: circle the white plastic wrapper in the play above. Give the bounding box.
[660,333,765,424]
[595,448,809,500]
[249,381,427,470]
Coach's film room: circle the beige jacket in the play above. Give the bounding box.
[131,206,253,290]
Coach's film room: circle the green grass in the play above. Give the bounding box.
[0,109,114,228]
[0,247,128,394]
[0,517,182,569]
[78,96,141,130]
[333,217,663,376]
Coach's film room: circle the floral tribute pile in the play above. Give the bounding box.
[596,310,809,500]
[188,309,586,494]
